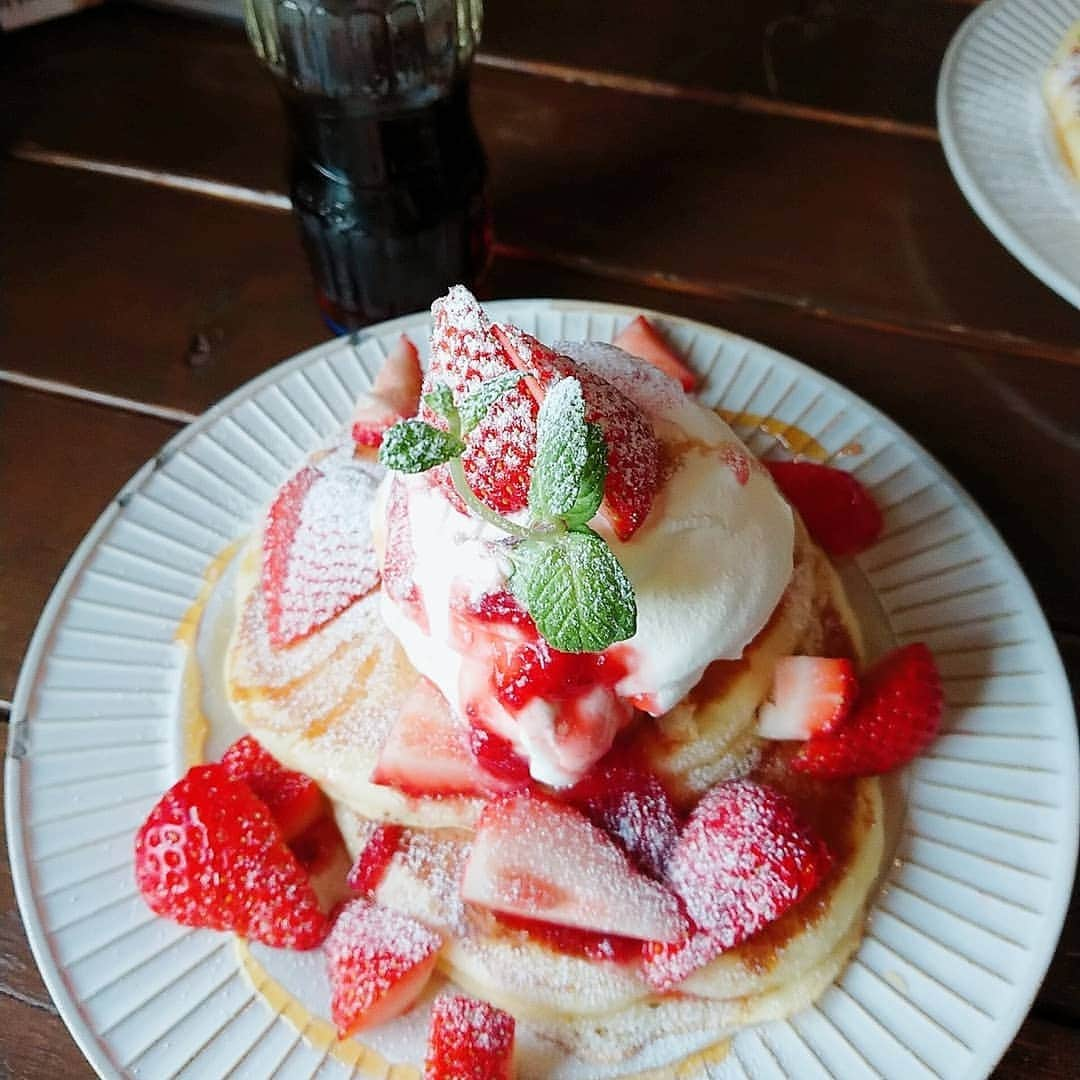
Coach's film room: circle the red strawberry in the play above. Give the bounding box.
[372,677,521,798]
[220,735,327,841]
[347,823,406,894]
[766,460,883,557]
[612,315,698,392]
[757,657,858,742]
[351,334,423,447]
[461,791,685,942]
[381,475,427,632]
[262,460,381,648]
[493,911,644,964]
[565,758,680,880]
[325,899,442,1037]
[289,815,346,877]
[643,778,831,990]
[425,994,516,1080]
[793,643,943,778]
[422,287,536,514]
[134,763,328,949]
[494,323,662,541]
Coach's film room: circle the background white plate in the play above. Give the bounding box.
[938,0,1080,309]
[6,300,1078,1079]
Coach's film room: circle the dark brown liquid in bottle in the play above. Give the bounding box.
[250,0,491,330]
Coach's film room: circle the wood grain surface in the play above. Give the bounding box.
[1,1,1077,1077]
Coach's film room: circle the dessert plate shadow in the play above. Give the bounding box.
[6,300,1078,1079]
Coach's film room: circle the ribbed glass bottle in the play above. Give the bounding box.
[244,0,490,329]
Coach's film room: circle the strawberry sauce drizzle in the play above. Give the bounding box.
[493,912,645,964]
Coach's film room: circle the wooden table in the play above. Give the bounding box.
[1,1,1077,1075]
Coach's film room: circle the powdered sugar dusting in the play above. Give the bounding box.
[462,794,685,944]
[263,454,382,647]
[428,994,515,1071]
[425,287,538,513]
[325,898,442,1033]
[644,778,831,990]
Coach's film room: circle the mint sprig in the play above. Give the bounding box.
[378,374,637,654]
[528,377,607,527]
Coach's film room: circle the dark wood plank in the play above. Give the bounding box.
[1,0,976,132]
[0,995,90,1080]
[483,0,968,126]
[6,7,1080,356]
[3,160,1080,634]
[0,386,183,699]
[993,1013,1080,1079]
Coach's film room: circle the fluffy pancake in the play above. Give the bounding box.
[328,759,882,1064]
[223,429,885,1068]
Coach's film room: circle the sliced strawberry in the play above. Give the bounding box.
[494,323,662,541]
[765,460,883,557]
[642,778,831,990]
[461,792,686,943]
[793,642,943,778]
[382,475,427,632]
[422,287,537,514]
[494,911,644,964]
[347,823,406,894]
[220,735,327,841]
[351,333,423,447]
[262,460,381,648]
[425,994,515,1080]
[565,758,680,880]
[467,723,532,786]
[757,657,858,742]
[324,899,442,1037]
[612,315,698,392]
[134,763,328,949]
[372,678,519,798]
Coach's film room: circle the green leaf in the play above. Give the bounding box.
[564,422,606,527]
[529,377,607,525]
[509,529,636,653]
[379,419,465,474]
[459,372,525,434]
[423,382,456,422]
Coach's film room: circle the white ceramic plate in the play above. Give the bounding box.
[7,300,1077,1079]
[938,0,1080,308]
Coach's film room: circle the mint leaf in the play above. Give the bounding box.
[510,528,636,653]
[459,372,525,434]
[565,422,606,527]
[423,382,455,422]
[379,419,465,473]
[529,377,606,525]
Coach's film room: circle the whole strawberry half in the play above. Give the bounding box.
[494,322,662,541]
[766,460,883,557]
[793,642,943,778]
[220,735,327,841]
[425,994,516,1080]
[422,286,537,514]
[134,763,328,949]
[262,459,381,649]
[643,778,831,990]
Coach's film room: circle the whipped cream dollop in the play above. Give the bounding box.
[375,343,794,787]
